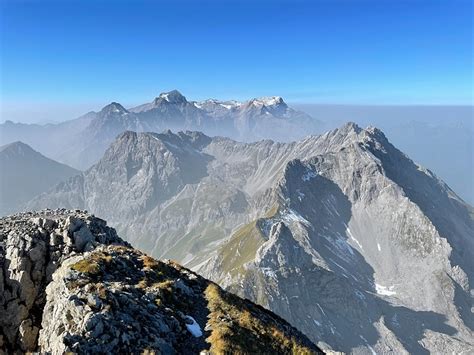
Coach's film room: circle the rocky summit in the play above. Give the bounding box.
[0,209,322,354]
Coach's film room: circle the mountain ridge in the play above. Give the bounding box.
[0,209,322,353]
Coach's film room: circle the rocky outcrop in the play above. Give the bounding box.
[0,210,321,354]
[0,209,126,352]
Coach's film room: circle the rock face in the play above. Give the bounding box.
[0,209,127,352]
[29,125,374,266]
[0,210,321,354]
[201,126,474,353]
[0,90,320,170]
[25,123,474,353]
[0,142,79,216]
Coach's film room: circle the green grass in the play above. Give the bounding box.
[218,220,265,277]
[218,204,280,278]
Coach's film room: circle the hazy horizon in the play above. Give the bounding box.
[2,97,473,125]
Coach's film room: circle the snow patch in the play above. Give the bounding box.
[184,316,202,337]
[329,258,348,273]
[377,243,381,252]
[375,284,396,296]
[252,96,283,107]
[316,303,326,317]
[359,335,377,355]
[346,227,363,250]
[333,236,355,257]
[261,267,278,281]
[282,209,311,226]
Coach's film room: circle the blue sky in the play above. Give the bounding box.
[1,0,472,122]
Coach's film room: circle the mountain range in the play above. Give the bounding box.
[0,90,320,170]
[25,123,474,353]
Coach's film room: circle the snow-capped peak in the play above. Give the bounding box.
[197,99,242,110]
[157,90,187,104]
[251,96,285,107]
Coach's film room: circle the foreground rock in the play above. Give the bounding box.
[0,210,321,354]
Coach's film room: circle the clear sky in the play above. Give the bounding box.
[1,0,472,122]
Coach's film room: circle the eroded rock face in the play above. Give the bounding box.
[0,210,321,354]
[0,209,127,352]
[200,127,474,353]
[38,246,207,354]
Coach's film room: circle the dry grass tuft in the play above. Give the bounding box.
[141,255,160,269]
[70,252,112,274]
[205,283,316,354]
[70,259,100,274]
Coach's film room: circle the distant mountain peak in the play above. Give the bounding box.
[338,121,362,134]
[0,141,44,161]
[0,140,34,154]
[156,90,187,104]
[100,102,129,115]
[250,96,286,107]
[161,128,174,135]
[197,98,242,110]
[365,125,387,139]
